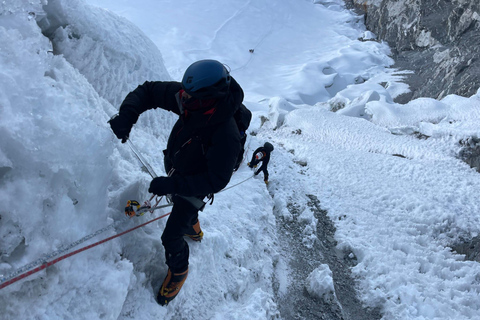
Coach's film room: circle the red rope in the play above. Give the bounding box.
[0,212,171,290]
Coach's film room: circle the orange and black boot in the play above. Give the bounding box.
[157,268,189,306]
[184,220,203,242]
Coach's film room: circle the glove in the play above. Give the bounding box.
[148,177,175,196]
[109,113,134,143]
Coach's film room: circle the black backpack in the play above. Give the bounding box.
[233,104,252,171]
[192,103,251,172]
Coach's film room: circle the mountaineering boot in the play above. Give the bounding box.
[184,220,203,242]
[157,268,189,306]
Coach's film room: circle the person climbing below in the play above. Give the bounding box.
[109,59,249,306]
[248,142,274,184]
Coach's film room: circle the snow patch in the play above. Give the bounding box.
[416,30,436,48]
[306,264,336,302]
[337,90,381,118]
[39,0,170,106]
[268,97,297,129]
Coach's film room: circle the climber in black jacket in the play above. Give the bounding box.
[248,142,274,184]
[109,60,243,306]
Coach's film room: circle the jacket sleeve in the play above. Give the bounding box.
[170,120,241,196]
[118,81,182,124]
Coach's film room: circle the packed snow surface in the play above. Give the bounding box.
[1,0,479,319]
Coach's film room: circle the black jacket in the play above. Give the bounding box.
[119,78,243,197]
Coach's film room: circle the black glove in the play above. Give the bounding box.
[148,177,175,196]
[109,113,134,143]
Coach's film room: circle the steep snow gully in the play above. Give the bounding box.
[261,132,381,320]
[25,1,386,318]
[5,0,480,318]
[32,1,383,317]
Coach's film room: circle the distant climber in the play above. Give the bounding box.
[248,142,274,184]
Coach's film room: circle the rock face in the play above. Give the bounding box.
[349,0,480,102]
[459,136,480,172]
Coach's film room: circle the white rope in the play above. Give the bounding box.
[127,139,158,178]
[223,174,255,193]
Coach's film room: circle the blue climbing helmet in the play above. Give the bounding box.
[181,60,231,98]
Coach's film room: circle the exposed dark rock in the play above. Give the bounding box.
[458,136,480,172]
[347,0,480,102]
[452,236,480,262]
[272,194,382,320]
[0,167,12,180]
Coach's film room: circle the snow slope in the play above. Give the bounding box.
[1,0,480,319]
